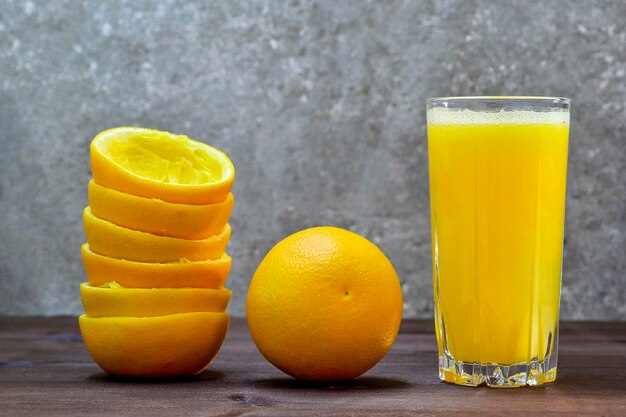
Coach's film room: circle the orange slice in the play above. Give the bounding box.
[80,282,231,317]
[83,207,231,262]
[90,127,235,205]
[79,312,229,377]
[88,180,234,240]
[81,244,230,289]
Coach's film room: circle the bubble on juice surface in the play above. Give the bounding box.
[427,108,569,126]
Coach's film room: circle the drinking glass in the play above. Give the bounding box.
[427,96,570,387]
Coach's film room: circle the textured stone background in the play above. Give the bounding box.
[0,0,624,319]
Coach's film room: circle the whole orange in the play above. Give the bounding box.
[246,227,403,381]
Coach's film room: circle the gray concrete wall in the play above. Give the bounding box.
[0,0,624,319]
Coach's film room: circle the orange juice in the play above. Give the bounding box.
[428,104,569,386]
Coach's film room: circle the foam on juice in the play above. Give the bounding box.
[427,107,569,126]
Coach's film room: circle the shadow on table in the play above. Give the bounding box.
[86,370,224,384]
[254,376,410,391]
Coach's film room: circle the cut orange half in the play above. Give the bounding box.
[81,244,230,289]
[79,312,229,377]
[90,127,235,205]
[83,207,231,262]
[80,282,231,317]
[88,180,234,240]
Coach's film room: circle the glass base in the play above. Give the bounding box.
[439,354,557,387]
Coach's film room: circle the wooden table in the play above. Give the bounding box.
[1,317,624,416]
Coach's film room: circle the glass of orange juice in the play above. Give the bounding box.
[427,97,570,387]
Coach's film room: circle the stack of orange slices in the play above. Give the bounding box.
[79,127,235,378]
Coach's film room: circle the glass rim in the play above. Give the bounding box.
[427,96,570,104]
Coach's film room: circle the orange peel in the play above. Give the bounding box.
[80,282,231,317]
[79,312,229,377]
[90,127,235,205]
[81,244,230,289]
[88,180,234,240]
[83,207,231,262]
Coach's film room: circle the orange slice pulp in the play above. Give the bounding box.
[90,127,235,205]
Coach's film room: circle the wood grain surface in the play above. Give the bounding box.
[1,317,624,416]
